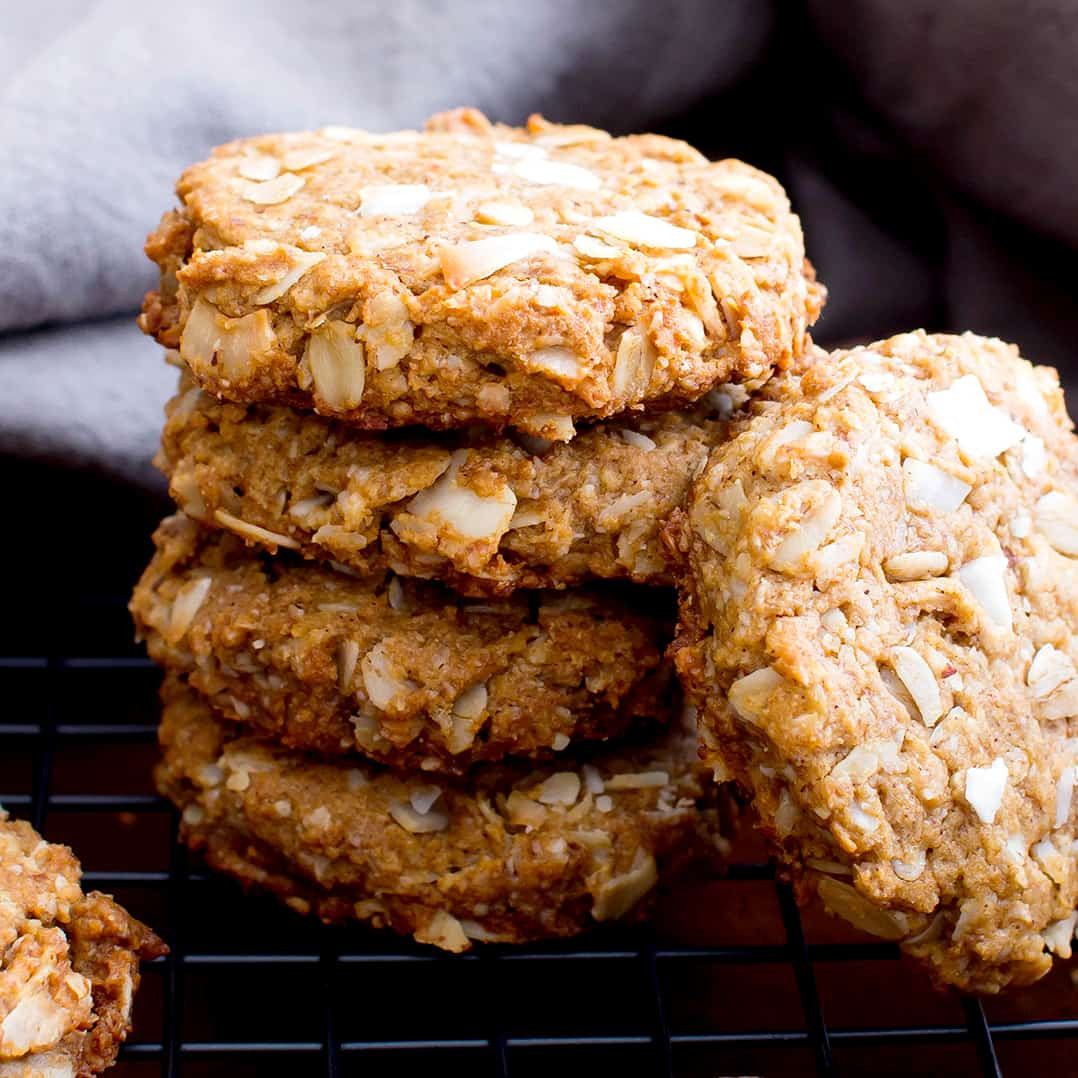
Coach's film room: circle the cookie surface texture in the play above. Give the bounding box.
[158,377,725,594]
[674,331,1078,992]
[156,677,725,951]
[140,109,822,438]
[131,515,674,772]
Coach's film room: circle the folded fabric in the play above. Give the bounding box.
[1,0,1075,484]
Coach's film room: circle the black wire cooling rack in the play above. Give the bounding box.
[5,469,1078,1078]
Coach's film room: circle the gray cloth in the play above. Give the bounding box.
[2,0,1074,486]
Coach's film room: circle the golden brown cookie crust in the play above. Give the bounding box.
[672,332,1078,993]
[0,813,166,1077]
[139,109,822,438]
[131,515,674,773]
[155,677,725,951]
[157,376,727,595]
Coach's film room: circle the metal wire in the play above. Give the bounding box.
[5,608,1078,1076]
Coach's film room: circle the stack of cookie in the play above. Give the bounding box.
[130,107,1078,994]
[131,108,823,950]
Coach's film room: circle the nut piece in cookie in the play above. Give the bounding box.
[673,331,1078,993]
[130,514,675,773]
[155,676,727,950]
[0,811,166,1076]
[139,109,823,437]
[156,373,727,595]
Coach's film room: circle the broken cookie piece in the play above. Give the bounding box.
[0,812,166,1077]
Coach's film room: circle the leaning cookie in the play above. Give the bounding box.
[139,108,822,440]
[131,515,673,773]
[0,811,166,1077]
[158,376,726,595]
[156,676,725,950]
[670,331,1078,993]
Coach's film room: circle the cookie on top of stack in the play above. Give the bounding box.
[132,107,823,951]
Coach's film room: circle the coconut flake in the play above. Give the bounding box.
[955,555,1012,630]
[925,374,1026,459]
[475,200,534,226]
[604,771,669,790]
[573,234,622,260]
[771,485,842,572]
[440,233,559,289]
[452,682,489,720]
[619,429,657,451]
[1035,491,1078,556]
[592,211,696,249]
[528,346,583,379]
[1028,644,1076,698]
[507,157,601,190]
[304,321,366,410]
[1004,834,1027,864]
[281,145,336,171]
[858,371,895,393]
[582,765,604,795]
[357,183,432,216]
[729,667,787,724]
[889,647,943,726]
[168,576,212,643]
[902,459,971,513]
[535,772,581,806]
[213,509,301,550]
[883,550,949,581]
[337,639,360,693]
[240,154,282,183]
[612,329,656,398]
[1020,434,1046,478]
[1056,766,1075,828]
[360,642,410,710]
[813,531,865,577]
[1044,913,1077,957]
[592,851,658,921]
[965,758,1008,824]
[774,419,815,445]
[849,801,880,833]
[827,741,879,784]
[816,877,908,940]
[409,785,443,815]
[238,173,305,204]
[389,798,449,834]
[404,449,517,541]
[892,850,926,881]
[1012,514,1032,539]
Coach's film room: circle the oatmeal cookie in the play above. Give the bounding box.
[671,331,1078,993]
[131,515,673,773]
[0,812,166,1077]
[156,676,725,950]
[139,108,822,439]
[158,376,726,595]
